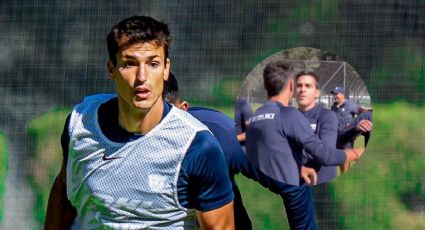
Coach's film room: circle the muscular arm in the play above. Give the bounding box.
[44,162,76,229]
[196,202,235,230]
[180,130,234,229]
[44,115,76,229]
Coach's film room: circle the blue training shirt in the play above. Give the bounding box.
[331,98,368,149]
[62,98,233,212]
[246,100,347,186]
[187,106,313,198]
[187,106,252,229]
[331,98,360,129]
[300,104,339,184]
[234,98,253,146]
[188,107,243,176]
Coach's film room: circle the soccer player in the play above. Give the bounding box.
[295,71,339,184]
[246,59,364,229]
[164,73,321,229]
[330,86,373,149]
[44,16,234,230]
[163,73,252,230]
[234,97,253,150]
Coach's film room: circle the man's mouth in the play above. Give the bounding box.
[135,87,151,99]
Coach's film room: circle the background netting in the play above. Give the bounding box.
[0,1,424,229]
[239,47,371,109]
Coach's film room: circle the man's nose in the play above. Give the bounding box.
[136,65,147,82]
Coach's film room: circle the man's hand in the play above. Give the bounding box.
[341,148,365,173]
[237,133,246,142]
[355,120,372,133]
[340,161,351,173]
[301,166,317,185]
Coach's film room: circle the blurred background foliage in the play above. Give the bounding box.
[26,109,69,224]
[0,0,424,229]
[0,132,8,223]
[25,102,425,229]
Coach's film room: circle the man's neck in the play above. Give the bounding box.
[299,103,316,112]
[270,93,290,106]
[118,98,164,135]
[336,99,345,107]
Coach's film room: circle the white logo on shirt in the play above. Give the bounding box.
[310,124,317,131]
[249,113,275,123]
[148,174,166,192]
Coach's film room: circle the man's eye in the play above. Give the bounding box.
[123,62,137,68]
[148,62,160,68]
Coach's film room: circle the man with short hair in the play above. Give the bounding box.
[44,15,234,230]
[234,97,253,149]
[295,71,339,184]
[331,86,373,149]
[163,73,252,230]
[164,73,323,230]
[246,59,364,229]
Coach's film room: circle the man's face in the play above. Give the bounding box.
[108,42,170,112]
[333,92,345,105]
[296,75,320,110]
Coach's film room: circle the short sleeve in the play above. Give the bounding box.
[177,130,234,211]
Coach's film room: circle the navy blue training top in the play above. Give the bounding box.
[331,99,367,149]
[188,106,252,229]
[187,106,314,196]
[62,98,234,211]
[300,104,339,184]
[234,98,253,146]
[188,107,243,177]
[246,101,346,186]
[331,99,360,129]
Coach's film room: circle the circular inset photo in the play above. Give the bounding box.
[235,47,372,184]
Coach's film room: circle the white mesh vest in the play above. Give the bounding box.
[67,94,207,230]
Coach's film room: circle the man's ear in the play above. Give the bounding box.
[107,60,115,80]
[163,58,171,81]
[315,89,321,99]
[179,101,189,111]
[288,79,294,93]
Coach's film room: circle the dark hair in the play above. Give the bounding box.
[163,72,180,104]
[263,60,294,97]
[107,15,171,66]
[295,71,320,89]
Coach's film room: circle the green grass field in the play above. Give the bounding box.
[26,102,425,229]
[0,131,8,223]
